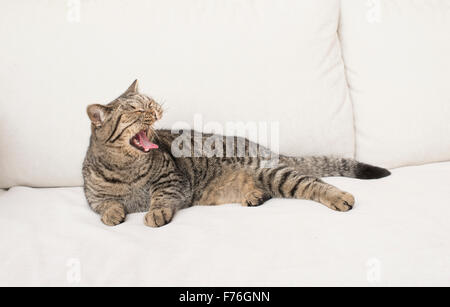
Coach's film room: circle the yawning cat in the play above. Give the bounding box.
[82,80,390,227]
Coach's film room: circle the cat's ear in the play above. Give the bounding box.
[87,104,109,127]
[121,79,139,97]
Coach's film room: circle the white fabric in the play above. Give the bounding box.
[0,0,353,188]
[339,0,450,168]
[1,162,449,286]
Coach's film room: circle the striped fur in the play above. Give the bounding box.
[83,81,390,227]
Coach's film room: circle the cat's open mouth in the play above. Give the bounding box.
[130,130,159,152]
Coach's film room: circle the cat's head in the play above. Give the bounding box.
[87,80,162,157]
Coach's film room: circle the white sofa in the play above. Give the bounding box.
[0,1,449,286]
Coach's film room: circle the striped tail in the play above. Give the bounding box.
[278,156,391,179]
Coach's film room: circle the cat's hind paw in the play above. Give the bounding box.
[242,190,271,207]
[328,191,355,212]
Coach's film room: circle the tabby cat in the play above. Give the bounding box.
[82,80,390,227]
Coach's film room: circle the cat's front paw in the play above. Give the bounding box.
[144,207,174,227]
[101,204,126,226]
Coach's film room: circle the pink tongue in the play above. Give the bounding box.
[138,130,158,151]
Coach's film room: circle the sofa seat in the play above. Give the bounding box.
[1,162,449,286]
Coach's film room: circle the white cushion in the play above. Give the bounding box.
[1,162,449,286]
[0,0,353,188]
[340,0,450,168]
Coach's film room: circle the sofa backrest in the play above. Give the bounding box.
[2,1,449,189]
[340,0,450,168]
[0,0,353,188]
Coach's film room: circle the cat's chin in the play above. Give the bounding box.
[130,129,159,153]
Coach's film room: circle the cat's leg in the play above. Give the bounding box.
[144,183,190,227]
[257,166,355,212]
[93,200,126,226]
[292,177,355,211]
